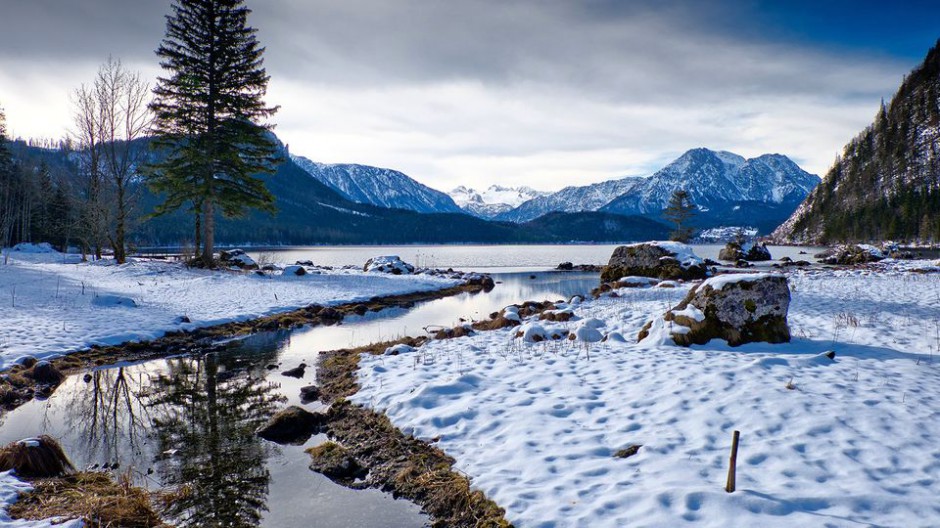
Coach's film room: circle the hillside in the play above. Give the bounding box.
[774,40,940,243]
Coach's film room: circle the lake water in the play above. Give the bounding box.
[247,244,823,272]
[0,272,601,528]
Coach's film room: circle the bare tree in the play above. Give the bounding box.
[73,57,151,263]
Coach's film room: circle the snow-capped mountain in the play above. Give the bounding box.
[291,154,462,214]
[495,176,645,223]
[602,149,819,215]
[599,149,820,233]
[449,185,548,219]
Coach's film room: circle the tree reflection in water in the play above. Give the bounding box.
[145,347,287,527]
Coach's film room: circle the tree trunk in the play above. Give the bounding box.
[114,181,126,264]
[202,199,214,265]
[194,207,201,258]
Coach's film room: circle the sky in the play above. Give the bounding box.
[1,0,938,193]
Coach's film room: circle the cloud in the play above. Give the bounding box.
[0,0,918,192]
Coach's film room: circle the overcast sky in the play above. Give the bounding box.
[1,1,938,192]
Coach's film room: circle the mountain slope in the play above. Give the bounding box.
[449,185,548,218]
[774,40,940,244]
[497,176,645,223]
[601,149,820,233]
[291,154,461,214]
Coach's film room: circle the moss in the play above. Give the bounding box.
[744,299,757,313]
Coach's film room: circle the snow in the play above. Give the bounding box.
[9,243,57,254]
[617,276,660,287]
[364,255,415,275]
[0,471,83,527]
[355,265,940,527]
[700,272,775,290]
[672,304,705,322]
[0,252,458,369]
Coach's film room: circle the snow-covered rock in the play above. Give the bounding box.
[91,295,137,308]
[219,249,258,270]
[818,244,885,265]
[282,265,307,277]
[640,273,791,346]
[384,343,416,356]
[363,255,415,275]
[10,243,57,254]
[601,242,707,282]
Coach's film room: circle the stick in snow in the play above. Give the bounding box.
[726,430,740,493]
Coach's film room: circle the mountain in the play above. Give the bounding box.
[13,138,668,246]
[774,40,940,244]
[449,185,548,218]
[601,149,820,234]
[521,211,670,242]
[290,154,461,214]
[496,176,645,223]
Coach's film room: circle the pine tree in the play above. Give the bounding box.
[148,0,279,265]
[663,189,696,242]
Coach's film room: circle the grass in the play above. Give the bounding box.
[8,471,169,528]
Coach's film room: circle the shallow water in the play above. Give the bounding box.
[0,272,599,527]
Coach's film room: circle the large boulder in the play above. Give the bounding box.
[256,405,327,444]
[817,244,884,265]
[219,249,259,270]
[639,273,791,347]
[719,241,772,262]
[363,255,415,275]
[601,242,707,282]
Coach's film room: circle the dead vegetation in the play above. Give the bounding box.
[8,471,169,528]
[0,435,74,478]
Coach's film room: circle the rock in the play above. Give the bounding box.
[744,242,772,261]
[282,265,307,276]
[600,242,707,282]
[735,259,752,268]
[295,260,315,266]
[17,356,37,369]
[282,363,307,378]
[819,244,884,265]
[613,445,642,459]
[720,241,772,262]
[256,406,327,444]
[639,273,791,347]
[299,385,321,403]
[363,255,415,275]
[261,264,280,271]
[307,441,365,482]
[28,361,64,385]
[219,249,259,270]
[718,243,745,262]
[557,261,574,271]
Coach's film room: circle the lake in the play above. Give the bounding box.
[247,244,823,272]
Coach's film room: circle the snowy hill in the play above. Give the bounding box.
[291,154,462,214]
[600,149,820,233]
[496,176,645,223]
[449,185,549,219]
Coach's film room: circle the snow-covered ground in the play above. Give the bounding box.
[355,263,940,527]
[0,248,458,369]
[0,471,82,527]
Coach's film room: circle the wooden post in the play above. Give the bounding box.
[725,430,740,493]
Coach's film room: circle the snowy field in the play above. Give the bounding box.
[0,248,458,369]
[355,263,940,527]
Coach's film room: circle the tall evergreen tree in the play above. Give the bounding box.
[663,189,696,242]
[148,0,279,265]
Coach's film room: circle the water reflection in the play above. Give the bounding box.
[146,352,285,527]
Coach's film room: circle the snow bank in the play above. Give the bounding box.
[0,255,458,368]
[0,470,83,527]
[10,243,57,254]
[355,268,940,527]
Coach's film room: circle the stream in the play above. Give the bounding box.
[0,271,599,527]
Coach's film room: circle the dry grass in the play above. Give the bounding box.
[0,435,74,478]
[8,471,169,528]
